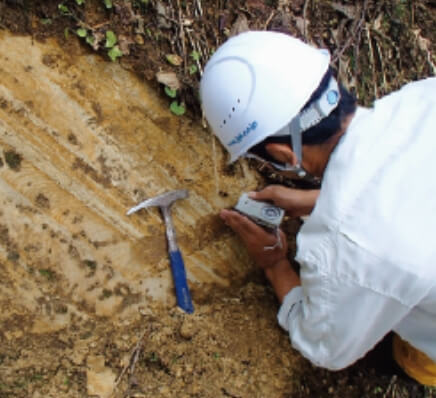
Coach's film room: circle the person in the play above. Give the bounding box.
[200,30,436,386]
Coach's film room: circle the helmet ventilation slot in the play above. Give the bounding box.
[220,99,240,128]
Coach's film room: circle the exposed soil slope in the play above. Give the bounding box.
[0,0,435,397]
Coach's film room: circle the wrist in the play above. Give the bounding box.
[264,259,300,303]
[300,189,320,214]
[264,258,290,281]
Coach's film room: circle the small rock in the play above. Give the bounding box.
[135,34,144,45]
[138,306,152,316]
[58,333,70,345]
[119,285,129,296]
[86,355,116,398]
[71,341,87,365]
[159,386,171,397]
[179,318,197,339]
[4,329,23,340]
[156,1,171,29]
[229,14,249,37]
[174,366,182,378]
[161,326,173,336]
[155,71,181,91]
[95,294,123,317]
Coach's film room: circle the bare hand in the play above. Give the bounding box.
[220,209,288,270]
[248,186,320,217]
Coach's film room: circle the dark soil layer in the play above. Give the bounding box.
[1,0,434,114]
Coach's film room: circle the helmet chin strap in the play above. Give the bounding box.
[244,152,309,180]
[243,116,306,178]
[264,76,341,179]
[277,123,306,178]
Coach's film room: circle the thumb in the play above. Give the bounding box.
[248,188,271,202]
[247,191,263,201]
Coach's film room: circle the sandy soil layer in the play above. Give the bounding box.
[0,32,307,397]
[0,30,263,321]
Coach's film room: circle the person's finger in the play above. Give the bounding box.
[220,208,242,222]
[221,209,255,234]
[220,209,245,228]
[220,209,232,225]
[233,217,279,246]
[248,189,269,201]
[221,209,276,243]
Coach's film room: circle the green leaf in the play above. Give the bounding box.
[164,86,177,98]
[190,50,200,61]
[40,18,52,25]
[64,27,70,39]
[188,64,197,75]
[76,0,85,4]
[39,269,54,280]
[166,54,183,66]
[86,35,94,45]
[149,352,159,362]
[108,46,123,61]
[58,3,69,14]
[76,28,87,38]
[170,101,186,116]
[105,30,117,48]
[103,0,113,8]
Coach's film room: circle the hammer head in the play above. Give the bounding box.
[126,189,188,215]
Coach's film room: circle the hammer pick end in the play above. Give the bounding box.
[126,204,144,216]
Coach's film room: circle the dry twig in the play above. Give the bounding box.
[365,24,378,98]
[302,0,310,40]
[382,375,397,398]
[331,0,368,64]
[375,40,388,92]
[264,10,276,30]
[174,0,187,74]
[185,28,204,75]
[195,0,203,17]
[110,328,148,398]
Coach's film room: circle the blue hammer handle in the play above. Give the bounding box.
[161,206,194,314]
[169,250,194,313]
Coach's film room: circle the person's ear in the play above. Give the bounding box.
[265,143,298,166]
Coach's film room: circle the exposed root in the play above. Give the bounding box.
[111,328,148,398]
[365,24,379,98]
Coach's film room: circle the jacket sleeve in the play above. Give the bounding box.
[277,232,412,370]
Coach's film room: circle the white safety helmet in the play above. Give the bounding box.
[200,31,338,171]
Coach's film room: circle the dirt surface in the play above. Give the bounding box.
[0,31,283,397]
[1,0,434,112]
[0,1,435,398]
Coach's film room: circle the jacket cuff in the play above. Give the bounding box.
[277,286,304,331]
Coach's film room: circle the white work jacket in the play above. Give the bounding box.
[278,78,436,370]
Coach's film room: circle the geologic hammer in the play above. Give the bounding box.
[127,189,194,314]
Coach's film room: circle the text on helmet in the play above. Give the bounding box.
[227,121,258,147]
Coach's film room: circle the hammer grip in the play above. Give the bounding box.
[169,250,194,314]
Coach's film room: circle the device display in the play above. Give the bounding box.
[234,193,285,230]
